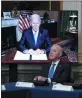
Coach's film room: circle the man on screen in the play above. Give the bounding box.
[34,44,73,84]
[18,14,52,55]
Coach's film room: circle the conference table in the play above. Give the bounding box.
[2,82,82,98]
[1,49,69,82]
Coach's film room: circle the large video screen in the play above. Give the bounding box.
[1,9,78,63]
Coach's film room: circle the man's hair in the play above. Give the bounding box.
[30,14,41,23]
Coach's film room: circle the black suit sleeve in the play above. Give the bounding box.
[39,64,50,78]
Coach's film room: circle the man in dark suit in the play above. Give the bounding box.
[18,14,52,54]
[34,44,72,84]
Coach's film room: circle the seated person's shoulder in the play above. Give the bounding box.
[61,61,70,68]
[64,63,71,71]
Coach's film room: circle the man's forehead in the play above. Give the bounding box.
[31,14,40,19]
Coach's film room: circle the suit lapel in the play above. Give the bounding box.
[46,63,52,77]
[29,28,35,46]
[54,61,63,78]
[36,28,43,47]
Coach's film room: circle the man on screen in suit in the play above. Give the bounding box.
[34,44,72,84]
[18,14,52,54]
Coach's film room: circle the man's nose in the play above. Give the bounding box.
[34,25,38,27]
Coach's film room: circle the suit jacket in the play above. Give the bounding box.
[40,61,72,83]
[18,27,52,53]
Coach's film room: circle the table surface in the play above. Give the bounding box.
[2,82,82,98]
[2,82,82,92]
[1,50,69,64]
[1,50,52,64]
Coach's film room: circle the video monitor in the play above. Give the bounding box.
[1,9,78,62]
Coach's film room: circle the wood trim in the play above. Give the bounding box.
[49,1,60,11]
[78,52,82,57]
[49,1,51,10]
[60,0,63,10]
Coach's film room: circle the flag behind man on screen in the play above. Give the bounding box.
[18,13,30,33]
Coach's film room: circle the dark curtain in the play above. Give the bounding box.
[57,11,78,38]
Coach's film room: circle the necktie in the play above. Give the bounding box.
[34,32,37,45]
[48,64,55,78]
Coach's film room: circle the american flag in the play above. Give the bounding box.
[18,14,30,33]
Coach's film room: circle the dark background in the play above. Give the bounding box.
[1,1,60,11]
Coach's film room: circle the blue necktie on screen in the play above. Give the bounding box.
[48,64,55,78]
[34,32,37,45]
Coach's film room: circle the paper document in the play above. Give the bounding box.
[14,51,47,60]
[32,54,48,60]
[14,51,30,60]
[52,83,74,91]
[15,82,35,88]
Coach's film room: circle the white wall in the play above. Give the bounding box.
[63,1,82,63]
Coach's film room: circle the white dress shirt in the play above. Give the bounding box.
[49,60,60,73]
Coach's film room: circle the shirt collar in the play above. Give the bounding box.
[52,60,60,65]
[32,29,39,34]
